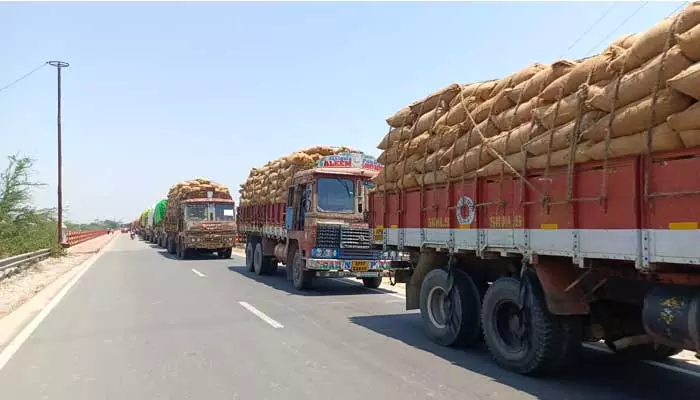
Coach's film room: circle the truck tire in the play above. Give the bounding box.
[245,240,255,272]
[167,238,176,254]
[292,250,312,290]
[177,240,190,260]
[481,277,572,375]
[253,242,265,275]
[220,247,232,259]
[419,269,482,347]
[362,276,382,289]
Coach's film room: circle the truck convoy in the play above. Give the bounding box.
[237,146,391,290]
[370,3,700,376]
[164,179,236,259]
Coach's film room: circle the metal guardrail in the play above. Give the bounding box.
[0,248,52,279]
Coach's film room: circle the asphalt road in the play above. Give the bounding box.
[1,235,700,400]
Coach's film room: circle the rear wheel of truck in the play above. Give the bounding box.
[220,247,232,259]
[481,277,575,375]
[362,276,382,289]
[245,240,255,271]
[167,238,176,254]
[253,242,265,275]
[177,240,190,260]
[292,250,312,290]
[419,269,482,348]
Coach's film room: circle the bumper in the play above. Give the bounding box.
[185,235,235,249]
[305,258,391,278]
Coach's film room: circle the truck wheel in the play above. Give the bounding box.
[606,342,683,361]
[176,241,184,260]
[419,269,482,347]
[481,277,571,375]
[292,250,312,290]
[253,242,265,275]
[220,247,232,259]
[362,276,382,289]
[167,238,176,254]
[245,240,255,271]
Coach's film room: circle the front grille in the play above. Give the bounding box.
[316,224,341,248]
[341,226,371,249]
[340,248,380,259]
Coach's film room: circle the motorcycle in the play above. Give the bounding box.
[130,232,135,240]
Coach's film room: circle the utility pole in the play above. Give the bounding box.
[48,61,69,245]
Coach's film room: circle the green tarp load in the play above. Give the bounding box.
[153,199,167,226]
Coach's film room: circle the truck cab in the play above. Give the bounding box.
[171,196,237,259]
[282,152,391,289]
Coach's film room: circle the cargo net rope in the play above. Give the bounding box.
[238,146,356,206]
[373,2,700,212]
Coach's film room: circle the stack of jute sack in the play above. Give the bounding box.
[374,2,700,191]
[167,178,232,202]
[239,146,354,206]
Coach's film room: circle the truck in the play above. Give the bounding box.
[152,199,168,248]
[164,179,236,260]
[237,151,392,290]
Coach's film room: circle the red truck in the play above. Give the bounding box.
[369,147,700,375]
[237,152,392,290]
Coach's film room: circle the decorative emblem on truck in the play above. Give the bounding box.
[317,152,382,171]
[456,196,475,225]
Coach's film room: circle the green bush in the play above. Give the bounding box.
[0,155,61,258]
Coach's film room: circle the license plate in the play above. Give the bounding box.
[351,260,370,272]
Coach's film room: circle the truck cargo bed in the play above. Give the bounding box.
[370,147,700,269]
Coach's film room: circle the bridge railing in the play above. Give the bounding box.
[66,230,109,247]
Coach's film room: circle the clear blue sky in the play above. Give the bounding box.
[0,1,686,223]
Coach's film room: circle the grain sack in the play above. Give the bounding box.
[527,142,594,170]
[377,142,405,165]
[486,122,546,156]
[397,173,418,190]
[415,148,447,173]
[676,23,700,61]
[386,106,416,128]
[582,89,694,141]
[610,33,638,49]
[408,84,461,115]
[377,127,412,150]
[608,2,700,73]
[584,123,683,160]
[404,132,432,157]
[506,61,576,103]
[526,111,604,155]
[443,145,495,178]
[491,96,539,131]
[442,129,484,163]
[679,130,700,147]
[409,106,446,138]
[473,117,501,140]
[417,170,448,186]
[533,89,592,129]
[540,47,622,101]
[384,163,398,182]
[474,153,528,177]
[588,46,693,111]
[667,101,700,131]
[393,154,421,179]
[471,91,515,125]
[488,64,546,98]
[439,95,480,128]
[473,81,499,101]
[668,62,700,100]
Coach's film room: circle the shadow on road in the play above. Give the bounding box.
[227,265,384,297]
[155,249,224,261]
[349,313,700,400]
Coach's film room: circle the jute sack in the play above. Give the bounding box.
[667,101,700,131]
[582,89,694,141]
[491,96,539,131]
[416,170,448,186]
[377,141,406,165]
[386,106,416,128]
[505,61,576,103]
[439,95,480,128]
[473,153,528,178]
[584,123,684,160]
[608,2,700,73]
[441,128,485,163]
[393,154,421,179]
[610,33,638,49]
[679,130,700,147]
[405,132,432,156]
[540,47,622,101]
[588,46,693,112]
[443,144,495,178]
[473,117,501,140]
[415,148,448,173]
[676,23,700,61]
[397,173,418,190]
[471,91,514,125]
[533,88,593,129]
[526,111,604,156]
[487,64,546,98]
[668,62,700,100]
[384,163,399,182]
[408,84,461,116]
[472,81,499,101]
[377,126,412,150]
[409,106,446,138]
[486,122,546,156]
[527,141,594,170]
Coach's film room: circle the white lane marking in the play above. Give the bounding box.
[191,268,206,277]
[238,301,284,329]
[330,278,406,299]
[0,237,115,372]
[583,343,700,379]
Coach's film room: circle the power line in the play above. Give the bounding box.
[585,2,648,56]
[0,62,49,94]
[560,2,618,59]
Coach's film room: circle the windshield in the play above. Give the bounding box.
[317,178,354,213]
[185,204,207,221]
[214,204,235,221]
